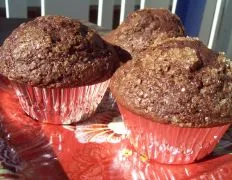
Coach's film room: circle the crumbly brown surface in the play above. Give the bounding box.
[110,37,232,128]
[104,8,185,61]
[0,16,119,88]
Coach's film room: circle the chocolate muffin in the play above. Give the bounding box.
[110,37,232,164]
[111,37,232,127]
[0,16,119,124]
[104,8,185,61]
[0,16,119,88]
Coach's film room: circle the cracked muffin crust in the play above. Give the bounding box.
[0,16,119,88]
[104,8,185,61]
[110,37,232,127]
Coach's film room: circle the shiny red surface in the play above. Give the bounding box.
[118,104,229,164]
[1,77,232,179]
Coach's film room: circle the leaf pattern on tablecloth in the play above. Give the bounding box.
[64,89,127,144]
[75,113,126,143]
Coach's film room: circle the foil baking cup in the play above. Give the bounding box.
[118,104,229,164]
[12,80,109,124]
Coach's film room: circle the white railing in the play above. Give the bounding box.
[2,0,172,29]
[0,0,231,57]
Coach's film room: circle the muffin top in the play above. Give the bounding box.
[104,8,185,61]
[110,37,232,128]
[0,16,119,88]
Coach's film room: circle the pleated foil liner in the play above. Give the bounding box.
[118,104,230,164]
[12,80,109,124]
